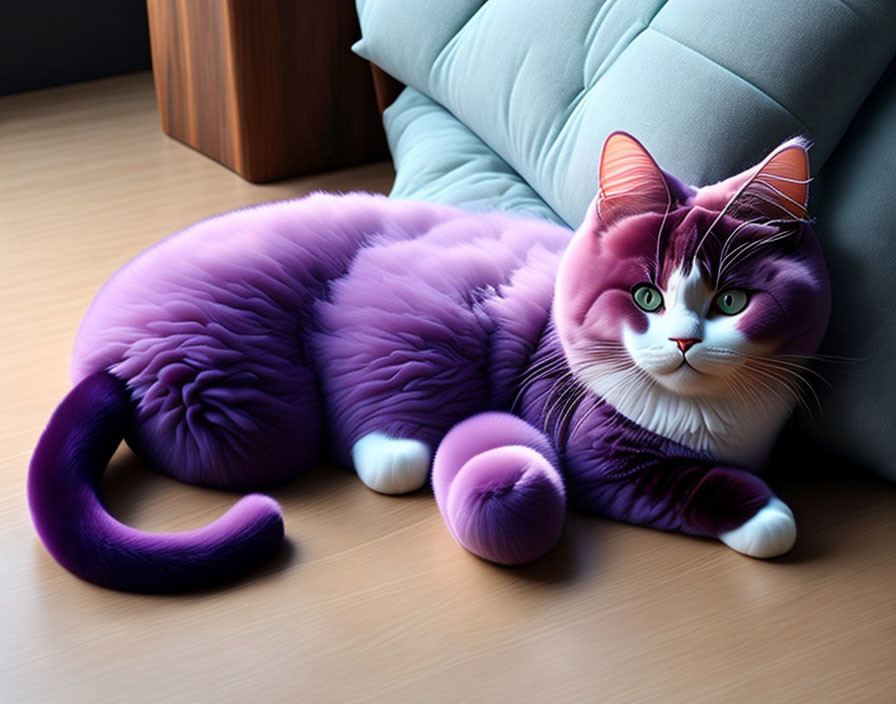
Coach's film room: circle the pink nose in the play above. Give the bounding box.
[670,337,700,353]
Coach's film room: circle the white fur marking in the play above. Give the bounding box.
[581,263,795,468]
[352,432,431,495]
[719,498,796,558]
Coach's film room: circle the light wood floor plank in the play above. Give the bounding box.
[1,72,894,704]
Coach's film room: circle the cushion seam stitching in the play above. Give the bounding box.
[645,26,810,133]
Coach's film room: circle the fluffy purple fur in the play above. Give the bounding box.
[433,412,565,564]
[34,194,574,589]
[29,135,831,591]
[28,371,283,592]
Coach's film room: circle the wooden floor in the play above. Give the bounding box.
[2,72,895,703]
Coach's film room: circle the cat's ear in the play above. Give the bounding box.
[727,139,811,221]
[597,132,671,228]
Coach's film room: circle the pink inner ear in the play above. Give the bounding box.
[597,132,671,227]
[730,142,810,221]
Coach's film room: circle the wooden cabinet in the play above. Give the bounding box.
[146,0,388,182]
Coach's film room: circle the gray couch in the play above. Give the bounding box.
[355,0,896,479]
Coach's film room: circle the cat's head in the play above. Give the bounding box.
[554,132,830,404]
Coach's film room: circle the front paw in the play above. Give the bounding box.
[351,432,431,495]
[719,498,796,558]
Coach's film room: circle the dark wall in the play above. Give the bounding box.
[0,0,151,96]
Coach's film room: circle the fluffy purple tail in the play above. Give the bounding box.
[433,412,566,565]
[28,371,284,593]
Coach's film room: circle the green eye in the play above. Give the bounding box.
[632,284,663,312]
[715,289,749,315]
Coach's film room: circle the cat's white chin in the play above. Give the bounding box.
[648,362,722,396]
[577,356,792,468]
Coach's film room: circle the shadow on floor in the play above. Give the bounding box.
[767,434,896,563]
[93,435,895,594]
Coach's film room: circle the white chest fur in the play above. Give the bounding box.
[582,264,797,469]
[594,371,793,469]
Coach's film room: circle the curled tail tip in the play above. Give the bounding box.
[29,371,287,593]
[446,445,566,566]
[235,493,284,520]
[434,412,565,565]
[228,493,286,543]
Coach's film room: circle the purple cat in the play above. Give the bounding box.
[28,133,829,592]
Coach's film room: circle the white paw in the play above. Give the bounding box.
[351,432,431,495]
[719,498,796,559]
